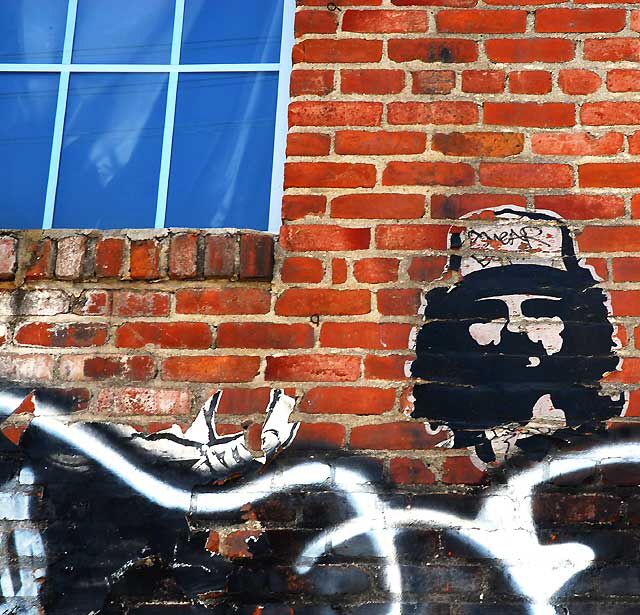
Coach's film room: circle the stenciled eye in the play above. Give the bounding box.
[521,297,563,318]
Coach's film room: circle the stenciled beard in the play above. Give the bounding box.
[410,265,625,462]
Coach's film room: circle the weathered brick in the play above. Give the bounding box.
[350,422,445,450]
[388,101,478,125]
[300,387,396,415]
[239,234,274,280]
[388,38,478,63]
[281,257,325,283]
[265,355,361,382]
[162,356,261,383]
[275,289,371,316]
[442,456,487,484]
[431,193,526,218]
[582,102,640,125]
[584,38,640,62]
[289,101,383,127]
[95,388,191,416]
[169,233,198,279]
[280,225,371,251]
[377,289,421,315]
[0,354,54,383]
[408,255,448,281]
[282,195,326,221]
[509,70,552,94]
[112,291,170,317]
[335,131,426,155]
[176,288,271,315]
[293,39,383,63]
[95,237,125,278]
[130,239,160,280]
[353,258,399,283]
[285,162,377,188]
[59,355,156,382]
[432,132,524,157]
[217,323,315,349]
[331,194,425,219]
[559,69,601,95]
[0,238,17,280]
[342,69,406,95]
[412,70,456,94]
[290,70,334,96]
[15,323,108,348]
[287,133,331,156]
[116,322,212,349]
[25,239,55,280]
[204,234,236,278]
[532,132,624,156]
[390,458,436,485]
[462,70,505,93]
[382,162,474,186]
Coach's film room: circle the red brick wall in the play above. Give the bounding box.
[1,3,640,611]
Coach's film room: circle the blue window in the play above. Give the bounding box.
[0,0,294,231]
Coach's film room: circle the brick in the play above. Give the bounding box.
[388,38,478,63]
[382,162,474,186]
[275,289,371,316]
[293,39,383,63]
[378,289,421,315]
[634,10,640,31]
[176,288,270,315]
[613,258,640,282]
[462,70,505,93]
[287,133,331,156]
[634,194,640,218]
[285,162,376,188]
[0,354,54,383]
[281,257,324,283]
[320,322,411,349]
[290,70,334,96]
[579,163,640,187]
[112,290,170,317]
[280,225,370,251]
[392,0,476,5]
[582,102,640,125]
[130,239,160,280]
[509,70,552,94]
[437,9,526,33]
[431,193,526,218]
[432,132,524,157]
[536,8,625,32]
[412,70,456,94]
[578,227,640,252]
[169,233,198,279]
[162,356,260,383]
[282,195,326,221]
[343,9,428,32]
[629,131,640,154]
[390,458,435,485]
[443,456,487,484]
[289,422,346,451]
[295,10,338,35]
[220,530,263,558]
[332,258,348,284]
[95,237,125,278]
[95,388,191,416]
[15,290,70,316]
[584,38,640,61]
[607,70,640,92]
[604,356,640,382]
[217,323,314,349]
[559,69,601,95]
[265,355,361,382]
[25,238,54,280]
[204,234,236,278]
[335,130,425,155]
[55,235,87,280]
[59,355,156,382]
[0,237,16,280]
[239,234,274,280]
[408,255,448,281]
[74,290,111,316]
[376,224,449,249]
[116,322,212,349]
[215,388,272,415]
[350,422,444,450]
[480,163,573,188]
[535,195,625,219]
[485,103,575,127]
[300,387,396,415]
[388,101,478,125]
[364,354,413,380]
[534,494,621,524]
[331,194,425,219]
[532,132,623,156]
[485,38,574,62]
[289,101,382,127]
[15,323,108,348]
[353,258,399,283]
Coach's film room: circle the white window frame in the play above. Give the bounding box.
[0,0,295,233]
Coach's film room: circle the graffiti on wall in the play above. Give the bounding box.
[0,207,633,614]
[410,206,626,465]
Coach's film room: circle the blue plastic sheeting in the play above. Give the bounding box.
[53,74,168,229]
[181,0,284,64]
[0,0,68,63]
[165,72,278,230]
[0,74,59,228]
[73,0,175,64]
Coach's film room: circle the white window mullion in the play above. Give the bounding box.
[154,0,186,229]
[42,0,78,230]
[268,0,296,234]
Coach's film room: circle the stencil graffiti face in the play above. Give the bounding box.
[410,206,625,464]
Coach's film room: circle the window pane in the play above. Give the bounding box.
[0,0,68,64]
[0,74,59,229]
[181,0,284,64]
[54,74,167,229]
[73,0,174,64]
[166,72,278,230]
